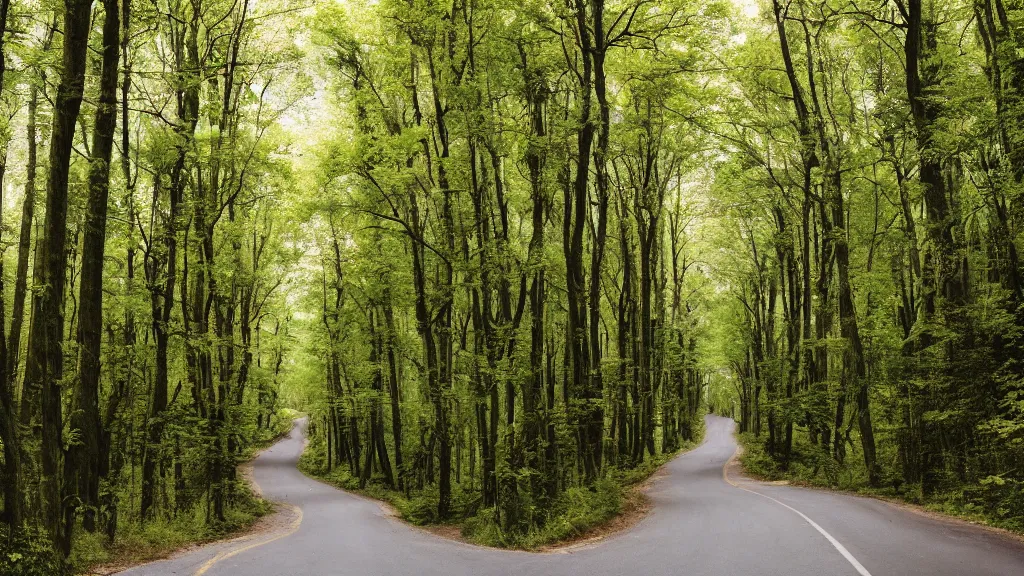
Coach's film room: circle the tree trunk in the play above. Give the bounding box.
[67,0,121,537]
[383,291,404,490]
[18,0,93,550]
[0,0,21,527]
[831,173,879,486]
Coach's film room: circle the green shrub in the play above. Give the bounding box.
[940,477,1024,533]
[737,427,1024,535]
[69,528,109,571]
[66,490,268,574]
[738,432,783,480]
[301,412,707,550]
[400,493,439,525]
[1,524,66,576]
[460,477,623,548]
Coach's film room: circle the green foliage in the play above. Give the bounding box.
[0,525,66,576]
[299,413,706,550]
[250,409,302,454]
[67,496,271,574]
[462,479,622,549]
[6,0,1024,568]
[929,479,1024,533]
[738,432,847,487]
[737,429,1024,534]
[704,0,1024,538]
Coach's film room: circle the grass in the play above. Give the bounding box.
[299,416,706,550]
[65,407,301,574]
[3,499,271,576]
[735,429,1024,536]
[70,494,271,574]
[2,523,64,576]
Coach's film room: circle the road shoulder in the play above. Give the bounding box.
[91,421,301,575]
[727,431,1024,547]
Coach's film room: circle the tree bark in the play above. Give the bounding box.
[67,0,121,537]
[20,0,94,550]
[0,0,20,530]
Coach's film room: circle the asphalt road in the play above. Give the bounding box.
[119,415,1024,576]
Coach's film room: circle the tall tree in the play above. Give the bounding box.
[66,0,121,537]
[20,0,95,548]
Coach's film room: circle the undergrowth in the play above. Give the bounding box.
[0,487,271,575]
[70,494,271,573]
[0,408,300,574]
[736,429,1024,535]
[299,416,706,550]
[1,524,64,576]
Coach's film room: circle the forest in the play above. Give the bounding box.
[0,0,1023,572]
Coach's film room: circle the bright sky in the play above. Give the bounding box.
[735,0,761,19]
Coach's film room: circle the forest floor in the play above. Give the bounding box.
[77,411,301,575]
[734,431,1024,543]
[297,422,706,552]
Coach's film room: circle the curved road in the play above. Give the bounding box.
[120,416,1024,576]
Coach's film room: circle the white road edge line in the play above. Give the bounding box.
[722,443,873,576]
[736,485,873,576]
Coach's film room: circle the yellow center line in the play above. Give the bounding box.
[194,439,303,576]
[193,503,304,576]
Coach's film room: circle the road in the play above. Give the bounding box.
[119,415,1024,576]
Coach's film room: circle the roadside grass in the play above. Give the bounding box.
[1,523,65,576]
[299,415,706,550]
[70,494,271,573]
[61,407,301,574]
[4,491,270,576]
[736,429,1024,535]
